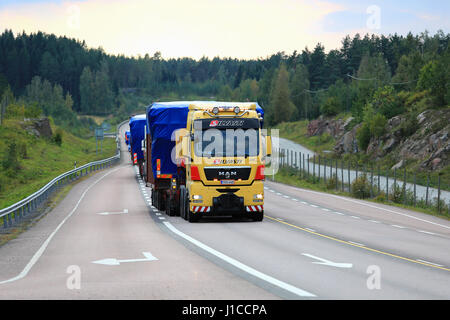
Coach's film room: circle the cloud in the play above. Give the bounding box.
[0,0,345,59]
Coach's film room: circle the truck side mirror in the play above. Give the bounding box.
[181,135,190,158]
[265,135,272,157]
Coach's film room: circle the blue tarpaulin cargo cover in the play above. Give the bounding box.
[146,101,264,179]
[129,114,146,160]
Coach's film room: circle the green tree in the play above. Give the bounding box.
[320,96,340,116]
[0,86,14,125]
[391,52,423,90]
[352,53,392,119]
[79,66,94,114]
[417,49,449,107]
[217,84,233,100]
[94,60,114,115]
[371,86,404,118]
[269,64,297,124]
[290,64,311,119]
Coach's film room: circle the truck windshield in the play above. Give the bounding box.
[193,118,260,157]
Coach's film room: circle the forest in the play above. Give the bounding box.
[0,29,448,136]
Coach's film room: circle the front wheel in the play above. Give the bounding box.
[186,193,200,223]
[179,186,187,220]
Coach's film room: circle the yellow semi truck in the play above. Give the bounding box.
[145,101,272,222]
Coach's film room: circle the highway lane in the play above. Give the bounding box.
[0,126,277,299]
[161,183,450,299]
[0,122,449,299]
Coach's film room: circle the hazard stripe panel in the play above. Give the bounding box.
[192,206,211,213]
[246,205,263,212]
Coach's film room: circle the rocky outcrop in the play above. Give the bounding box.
[307,109,448,170]
[307,116,350,138]
[21,118,53,138]
[334,123,361,154]
[353,109,448,170]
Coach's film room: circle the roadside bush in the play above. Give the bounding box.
[388,183,403,203]
[374,192,386,202]
[18,142,27,159]
[357,123,371,151]
[351,174,371,199]
[52,128,63,146]
[326,175,338,190]
[320,97,340,116]
[399,113,418,138]
[2,141,20,173]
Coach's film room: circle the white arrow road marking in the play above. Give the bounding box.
[302,253,353,268]
[92,252,158,266]
[96,209,128,215]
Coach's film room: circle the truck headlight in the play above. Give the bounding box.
[253,194,263,200]
[193,195,203,200]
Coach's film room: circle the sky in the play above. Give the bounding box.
[0,0,448,59]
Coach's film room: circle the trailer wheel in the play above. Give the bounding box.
[165,193,176,216]
[159,191,166,211]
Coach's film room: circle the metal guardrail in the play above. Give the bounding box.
[0,120,127,229]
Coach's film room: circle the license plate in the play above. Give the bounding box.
[220,180,235,185]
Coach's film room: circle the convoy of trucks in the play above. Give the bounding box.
[135,101,272,222]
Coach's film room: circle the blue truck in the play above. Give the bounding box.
[129,114,146,177]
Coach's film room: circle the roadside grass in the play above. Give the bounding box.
[271,167,450,221]
[0,173,91,247]
[0,119,116,209]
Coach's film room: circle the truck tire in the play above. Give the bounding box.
[251,211,264,222]
[165,193,176,216]
[159,191,166,211]
[187,209,200,223]
[186,191,200,223]
[179,186,187,220]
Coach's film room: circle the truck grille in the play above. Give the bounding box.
[204,166,251,181]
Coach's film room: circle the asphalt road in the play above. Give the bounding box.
[0,124,449,299]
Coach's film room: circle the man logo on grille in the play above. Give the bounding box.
[210,120,218,127]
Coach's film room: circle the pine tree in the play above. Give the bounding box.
[290,64,311,119]
[79,66,93,114]
[269,64,297,124]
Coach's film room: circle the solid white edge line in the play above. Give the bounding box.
[162,221,316,298]
[0,166,122,285]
